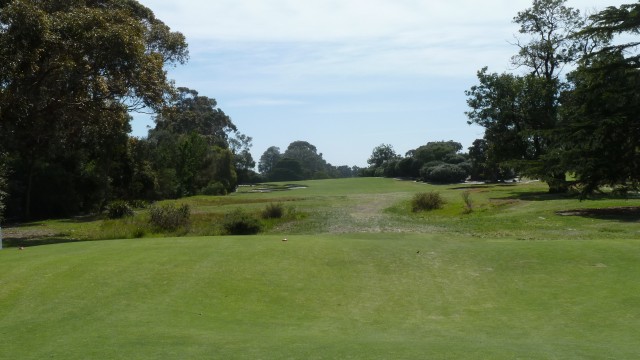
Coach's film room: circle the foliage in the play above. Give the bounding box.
[421,164,468,184]
[106,200,134,219]
[259,142,356,180]
[464,0,601,192]
[367,144,398,168]
[269,158,304,182]
[0,0,188,219]
[148,87,240,197]
[559,52,640,195]
[283,141,328,180]
[152,87,236,147]
[411,191,445,212]
[200,182,228,196]
[262,203,285,219]
[365,141,467,180]
[414,141,463,164]
[229,132,256,184]
[222,208,262,235]
[461,191,474,214]
[258,146,282,176]
[511,0,587,80]
[148,203,190,232]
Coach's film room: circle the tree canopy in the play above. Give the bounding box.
[0,0,187,218]
[466,0,640,195]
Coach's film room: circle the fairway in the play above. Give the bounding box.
[1,178,640,359]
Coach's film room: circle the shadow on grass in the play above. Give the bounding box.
[448,183,519,191]
[59,215,102,224]
[3,236,84,248]
[556,207,640,223]
[505,191,576,201]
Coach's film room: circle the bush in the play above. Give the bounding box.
[106,200,134,219]
[200,182,227,196]
[461,190,473,214]
[148,203,190,231]
[411,192,445,212]
[262,203,284,219]
[128,200,148,209]
[422,164,468,184]
[222,209,262,235]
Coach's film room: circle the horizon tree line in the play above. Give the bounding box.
[1,0,638,221]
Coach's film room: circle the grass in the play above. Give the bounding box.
[1,235,639,359]
[1,178,640,358]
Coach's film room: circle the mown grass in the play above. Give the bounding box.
[1,235,639,359]
[1,178,640,359]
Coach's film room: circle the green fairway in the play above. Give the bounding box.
[2,178,640,359]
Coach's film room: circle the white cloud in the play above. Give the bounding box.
[144,0,523,41]
[134,0,631,166]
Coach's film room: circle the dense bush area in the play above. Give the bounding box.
[262,203,285,219]
[421,164,468,184]
[149,203,191,231]
[222,209,262,235]
[411,192,445,212]
[106,200,134,219]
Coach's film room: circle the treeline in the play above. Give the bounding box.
[465,0,640,195]
[0,1,258,220]
[361,142,479,183]
[257,141,360,181]
[2,0,639,220]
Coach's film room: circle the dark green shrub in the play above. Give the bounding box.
[200,182,227,196]
[422,164,468,183]
[411,192,445,212]
[262,203,284,219]
[106,200,134,219]
[128,200,148,209]
[148,203,190,231]
[132,227,146,238]
[223,209,262,235]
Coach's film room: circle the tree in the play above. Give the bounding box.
[421,164,468,184]
[270,158,304,182]
[511,0,585,81]
[335,165,354,178]
[229,132,256,184]
[466,0,597,192]
[147,86,241,196]
[258,146,282,177]
[556,3,640,195]
[0,0,188,219]
[367,144,398,168]
[413,141,463,164]
[0,153,7,221]
[152,87,235,147]
[283,141,327,179]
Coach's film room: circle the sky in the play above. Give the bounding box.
[132,0,628,168]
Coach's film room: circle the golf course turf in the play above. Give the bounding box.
[1,178,639,359]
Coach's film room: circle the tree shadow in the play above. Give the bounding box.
[504,191,576,201]
[2,236,84,248]
[59,215,102,224]
[504,189,639,202]
[556,207,640,223]
[449,183,518,191]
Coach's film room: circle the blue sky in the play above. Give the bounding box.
[132,0,627,167]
